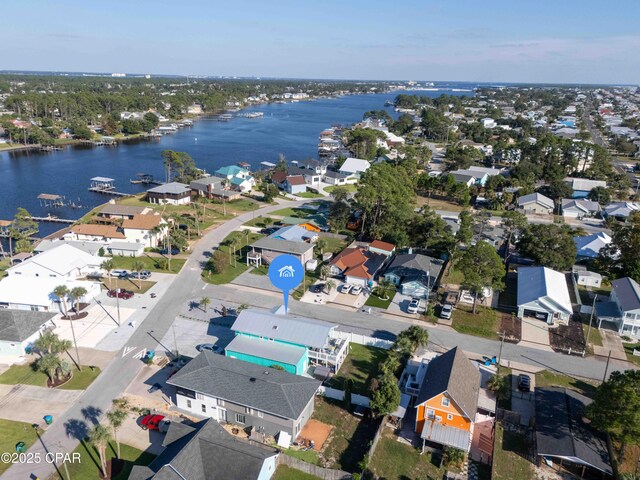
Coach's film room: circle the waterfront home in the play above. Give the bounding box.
[214,165,255,192]
[122,214,167,248]
[338,157,370,182]
[288,165,322,185]
[414,347,480,453]
[227,307,348,375]
[146,182,192,205]
[563,177,607,199]
[329,246,387,286]
[0,310,57,361]
[5,243,102,280]
[190,176,242,200]
[97,202,152,220]
[595,277,640,338]
[299,159,328,176]
[383,253,444,299]
[574,232,611,259]
[247,237,315,267]
[536,388,612,478]
[128,418,279,480]
[167,351,320,437]
[517,266,573,325]
[517,192,554,215]
[67,224,126,242]
[561,199,601,219]
[283,175,307,195]
[0,275,101,312]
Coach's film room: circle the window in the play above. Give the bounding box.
[216,399,225,407]
[435,415,442,422]
[447,413,454,421]
[245,407,254,415]
[235,414,246,424]
[426,409,435,419]
[186,399,192,408]
[201,404,206,413]
[257,411,264,418]
[196,392,204,400]
[441,397,450,407]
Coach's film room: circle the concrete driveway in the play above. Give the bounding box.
[510,370,536,427]
[0,384,83,425]
[593,329,627,360]
[156,316,235,359]
[519,316,553,351]
[387,292,424,318]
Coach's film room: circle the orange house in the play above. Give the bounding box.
[414,347,480,452]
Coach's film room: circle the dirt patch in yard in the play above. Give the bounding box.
[500,313,521,343]
[298,419,333,451]
[549,316,586,354]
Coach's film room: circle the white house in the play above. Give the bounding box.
[214,165,256,192]
[562,199,601,219]
[338,158,370,180]
[574,232,611,259]
[0,310,57,361]
[574,269,603,289]
[517,266,573,324]
[6,244,102,280]
[121,214,167,248]
[481,118,497,129]
[517,193,554,215]
[596,277,640,338]
[0,276,101,312]
[147,182,192,205]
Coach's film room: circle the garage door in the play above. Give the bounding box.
[523,309,548,321]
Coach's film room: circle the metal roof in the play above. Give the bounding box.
[420,421,471,451]
[250,237,315,255]
[167,352,320,420]
[90,176,114,182]
[147,182,191,195]
[232,309,334,349]
[226,335,306,366]
[611,277,640,313]
[517,266,573,315]
[518,192,554,210]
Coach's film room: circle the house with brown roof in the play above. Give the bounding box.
[414,347,480,452]
[122,214,168,248]
[97,202,152,220]
[284,175,307,195]
[329,246,387,286]
[66,224,126,242]
[368,240,396,257]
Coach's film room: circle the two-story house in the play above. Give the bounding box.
[121,214,167,248]
[214,165,256,192]
[167,352,320,437]
[414,347,480,453]
[226,308,349,375]
[596,277,640,338]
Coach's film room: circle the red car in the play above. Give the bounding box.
[140,414,169,432]
[107,289,134,300]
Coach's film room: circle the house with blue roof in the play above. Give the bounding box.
[269,225,318,243]
[225,308,349,375]
[214,165,256,192]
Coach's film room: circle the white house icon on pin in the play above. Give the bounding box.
[278,265,295,278]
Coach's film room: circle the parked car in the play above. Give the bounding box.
[129,270,151,280]
[310,283,325,293]
[440,304,453,319]
[160,247,180,255]
[196,343,222,354]
[350,285,363,295]
[260,227,279,235]
[111,269,129,278]
[319,225,331,232]
[107,289,134,300]
[339,284,352,294]
[140,414,170,432]
[407,298,422,314]
[518,374,531,392]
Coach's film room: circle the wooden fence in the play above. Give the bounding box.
[278,454,352,480]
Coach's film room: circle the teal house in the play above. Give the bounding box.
[225,307,349,376]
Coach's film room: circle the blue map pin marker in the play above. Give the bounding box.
[268,254,304,313]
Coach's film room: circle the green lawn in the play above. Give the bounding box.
[270,207,314,218]
[56,440,155,480]
[282,447,320,465]
[582,323,603,348]
[623,342,640,366]
[109,254,186,274]
[296,191,324,198]
[364,290,395,309]
[443,267,465,285]
[535,370,598,398]
[369,428,448,480]
[202,232,265,285]
[0,363,101,390]
[243,215,276,228]
[324,184,357,193]
[451,304,500,340]
[492,423,534,480]
[328,344,387,395]
[226,198,260,212]
[0,419,39,476]
[320,236,349,254]
[273,465,321,480]
[101,278,156,294]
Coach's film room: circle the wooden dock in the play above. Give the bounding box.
[27,216,75,224]
[88,187,133,197]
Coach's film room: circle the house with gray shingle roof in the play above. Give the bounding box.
[383,253,444,299]
[167,352,320,437]
[595,277,640,338]
[128,418,279,480]
[517,192,554,214]
[0,309,57,359]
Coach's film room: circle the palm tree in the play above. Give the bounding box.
[378,279,394,300]
[101,258,120,326]
[35,353,59,383]
[404,325,429,350]
[200,296,211,312]
[53,285,71,319]
[236,303,249,314]
[320,264,330,281]
[325,280,337,294]
[34,330,59,356]
[68,286,87,371]
[315,239,327,256]
[231,235,240,268]
[88,424,112,477]
[243,229,251,247]
[131,259,144,289]
[107,408,127,459]
[112,396,131,411]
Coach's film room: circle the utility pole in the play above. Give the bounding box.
[497,330,506,374]
[602,350,612,383]
[584,294,597,356]
[115,276,121,326]
[57,442,71,480]
[172,324,179,359]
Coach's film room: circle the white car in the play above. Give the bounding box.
[111,269,129,278]
[350,285,363,295]
[407,298,422,314]
[339,284,352,294]
[440,304,453,319]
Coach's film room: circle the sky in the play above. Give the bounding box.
[1,0,639,84]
